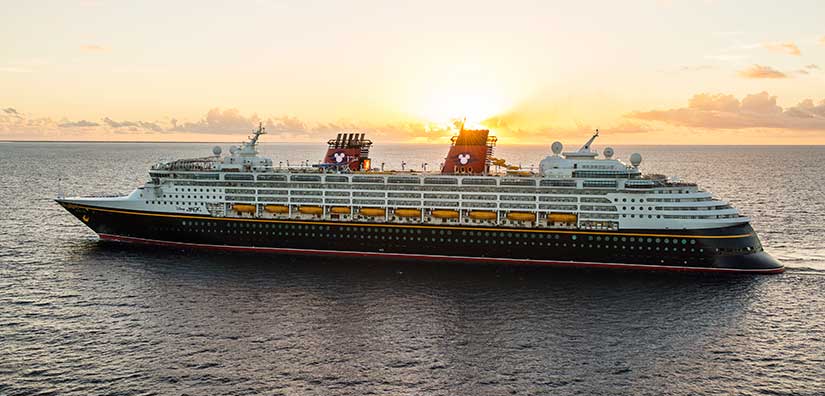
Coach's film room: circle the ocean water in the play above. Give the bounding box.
[0,142,823,395]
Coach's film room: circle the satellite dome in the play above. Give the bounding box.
[630,153,642,167]
[603,147,614,158]
[551,141,563,155]
[212,146,222,156]
[229,146,238,154]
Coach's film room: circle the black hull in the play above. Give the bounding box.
[58,201,784,274]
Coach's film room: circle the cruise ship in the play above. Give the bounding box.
[56,124,783,273]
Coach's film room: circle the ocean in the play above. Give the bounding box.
[1,142,823,395]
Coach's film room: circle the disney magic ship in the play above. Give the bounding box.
[56,124,783,273]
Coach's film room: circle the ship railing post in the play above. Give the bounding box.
[57,177,65,199]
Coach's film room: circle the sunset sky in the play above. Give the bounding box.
[2,0,825,144]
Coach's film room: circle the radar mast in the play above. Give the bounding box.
[579,129,599,152]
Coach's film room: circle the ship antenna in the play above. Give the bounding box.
[249,122,266,145]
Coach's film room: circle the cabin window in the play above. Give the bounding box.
[224,173,254,181]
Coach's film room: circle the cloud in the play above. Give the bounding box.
[626,92,825,130]
[762,42,801,56]
[58,120,100,128]
[3,107,22,119]
[170,108,263,134]
[80,44,107,53]
[738,64,787,79]
[805,64,820,70]
[102,117,162,132]
[820,36,825,45]
[606,121,656,134]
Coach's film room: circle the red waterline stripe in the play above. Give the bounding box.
[97,233,784,274]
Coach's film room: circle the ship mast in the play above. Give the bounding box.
[578,129,599,152]
[249,122,266,146]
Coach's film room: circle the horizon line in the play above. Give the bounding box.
[1,140,824,147]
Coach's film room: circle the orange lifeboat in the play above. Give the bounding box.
[468,211,497,220]
[233,204,256,213]
[548,213,577,223]
[264,205,289,214]
[507,212,536,222]
[360,207,386,217]
[298,206,323,215]
[432,210,459,219]
[330,206,351,215]
[395,209,421,218]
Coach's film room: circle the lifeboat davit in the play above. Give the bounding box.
[395,209,421,218]
[264,204,289,214]
[507,212,536,222]
[298,206,323,215]
[360,207,386,217]
[468,211,497,220]
[330,206,351,215]
[233,204,256,213]
[432,210,459,219]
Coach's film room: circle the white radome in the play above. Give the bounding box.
[603,147,614,158]
[551,141,563,155]
[212,146,222,156]
[630,153,642,167]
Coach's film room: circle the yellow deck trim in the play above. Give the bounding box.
[60,202,753,240]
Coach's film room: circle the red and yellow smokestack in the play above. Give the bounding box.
[440,126,497,175]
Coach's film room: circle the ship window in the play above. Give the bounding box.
[423,177,458,185]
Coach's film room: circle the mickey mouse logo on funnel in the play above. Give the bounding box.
[458,153,471,165]
[333,152,347,163]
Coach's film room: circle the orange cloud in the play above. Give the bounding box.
[626,92,825,130]
[738,64,787,79]
[762,42,801,56]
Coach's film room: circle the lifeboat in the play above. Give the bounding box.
[548,213,578,223]
[395,209,421,218]
[507,212,536,222]
[233,204,256,213]
[431,210,459,219]
[330,206,351,215]
[360,207,386,217]
[264,204,289,214]
[298,206,323,215]
[468,211,497,220]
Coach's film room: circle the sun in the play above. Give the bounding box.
[418,89,509,126]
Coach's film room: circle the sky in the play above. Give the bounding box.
[2,0,825,144]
